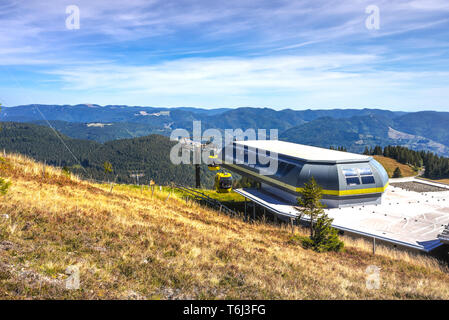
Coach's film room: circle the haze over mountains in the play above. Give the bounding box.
[1,104,448,156]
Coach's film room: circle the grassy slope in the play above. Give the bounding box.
[433,179,449,185]
[417,177,449,186]
[1,153,449,299]
[373,155,417,178]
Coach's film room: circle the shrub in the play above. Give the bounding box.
[0,178,11,195]
[62,166,71,177]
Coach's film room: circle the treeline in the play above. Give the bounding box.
[363,145,449,179]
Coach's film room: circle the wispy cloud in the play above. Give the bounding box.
[41,54,449,110]
[48,54,378,91]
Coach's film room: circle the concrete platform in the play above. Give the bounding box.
[234,184,449,252]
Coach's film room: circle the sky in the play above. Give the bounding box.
[0,0,449,111]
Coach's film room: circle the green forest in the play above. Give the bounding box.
[363,145,449,179]
[0,122,215,187]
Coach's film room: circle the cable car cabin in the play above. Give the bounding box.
[214,172,232,193]
[208,164,220,171]
[208,155,220,171]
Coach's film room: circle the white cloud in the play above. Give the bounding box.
[40,54,449,110]
[47,54,377,91]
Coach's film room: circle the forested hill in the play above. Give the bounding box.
[280,115,449,157]
[0,122,214,187]
[364,145,449,180]
[0,122,98,164]
[2,105,448,158]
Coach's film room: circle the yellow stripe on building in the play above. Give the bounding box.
[225,163,389,197]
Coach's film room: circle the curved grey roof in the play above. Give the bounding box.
[234,140,371,164]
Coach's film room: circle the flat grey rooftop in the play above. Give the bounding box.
[235,179,449,252]
[234,140,371,163]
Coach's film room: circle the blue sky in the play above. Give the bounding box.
[0,0,449,111]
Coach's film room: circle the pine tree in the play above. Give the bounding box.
[373,146,383,155]
[393,167,402,178]
[383,146,390,158]
[296,177,344,252]
[363,147,370,155]
[296,177,324,237]
[308,213,344,252]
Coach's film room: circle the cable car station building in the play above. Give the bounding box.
[220,140,389,209]
[217,140,449,252]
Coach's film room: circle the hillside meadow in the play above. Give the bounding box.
[373,155,417,178]
[1,153,449,299]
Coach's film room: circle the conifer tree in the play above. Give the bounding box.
[373,146,383,155]
[363,147,370,155]
[393,167,403,178]
[309,213,344,252]
[296,177,344,252]
[297,177,324,237]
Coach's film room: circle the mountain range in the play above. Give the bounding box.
[280,114,449,156]
[1,104,448,156]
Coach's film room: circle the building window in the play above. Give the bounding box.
[342,168,358,177]
[359,167,375,185]
[358,168,373,176]
[343,167,376,185]
[361,176,375,184]
[346,177,361,185]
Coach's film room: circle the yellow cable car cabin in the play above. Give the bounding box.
[214,172,232,193]
[208,155,220,171]
[208,164,220,171]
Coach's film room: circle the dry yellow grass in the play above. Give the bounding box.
[419,178,449,186]
[1,153,449,299]
[373,155,416,178]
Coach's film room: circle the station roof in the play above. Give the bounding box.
[233,140,371,163]
[234,183,449,252]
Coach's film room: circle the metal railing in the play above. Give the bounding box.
[173,184,238,217]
